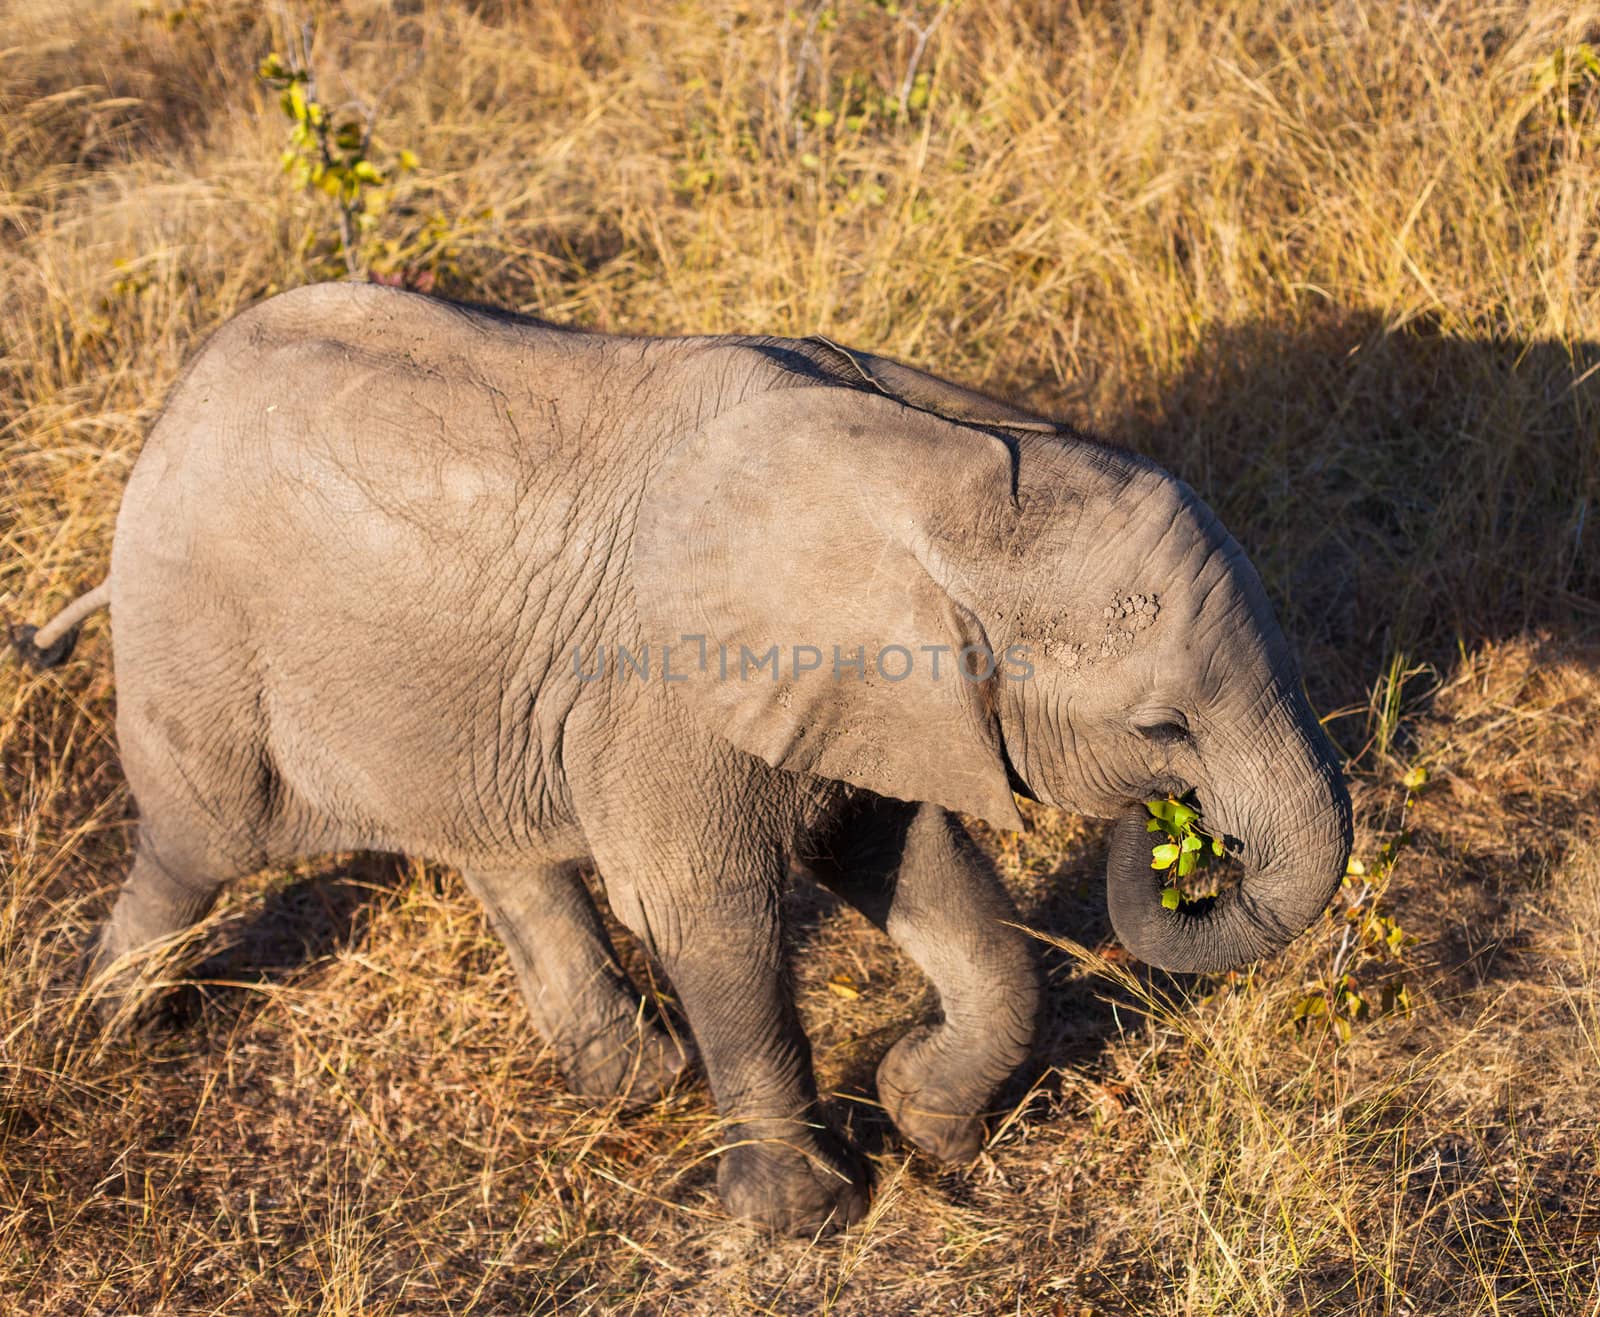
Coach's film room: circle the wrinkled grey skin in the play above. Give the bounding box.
[58,282,1349,1235]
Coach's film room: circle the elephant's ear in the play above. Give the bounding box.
[633,386,1025,832]
[804,335,1065,433]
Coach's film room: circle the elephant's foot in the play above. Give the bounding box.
[717,1117,870,1236]
[559,1018,688,1108]
[877,1026,987,1164]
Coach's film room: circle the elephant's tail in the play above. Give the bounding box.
[11,578,110,670]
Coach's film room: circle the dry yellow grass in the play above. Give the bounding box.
[2,0,1598,1311]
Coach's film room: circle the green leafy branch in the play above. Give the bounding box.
[1529,42,1600,128]
[1505,40,1600,157]
[258,38,418,276]
[780,0,953,173]
[1146,794,1226,911]
[866,0,955,118]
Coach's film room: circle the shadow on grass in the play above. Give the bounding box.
[156,852,409,1034]
[1125,311,1599,735]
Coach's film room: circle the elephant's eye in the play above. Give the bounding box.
[1132,712,1190,745]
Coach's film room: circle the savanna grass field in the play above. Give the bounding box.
[3,0,1600,1311]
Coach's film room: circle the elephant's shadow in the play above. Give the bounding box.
[1115,310,1598,725]
[154,853,410,1035]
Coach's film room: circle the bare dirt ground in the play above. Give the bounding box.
[2,1,1598,1311]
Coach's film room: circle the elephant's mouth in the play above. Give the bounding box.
[1118,781,1247,912]
[1132,774,1194,808]
[1128,777,1242,846]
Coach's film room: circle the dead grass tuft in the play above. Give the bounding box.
[2,0,1599,1311]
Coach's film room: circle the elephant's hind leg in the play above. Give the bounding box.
[88,733,277,1031]
[89,615,296,1029]
[460,861,687,1106]
[87,830,251,1029]
[803,800,1040,1164]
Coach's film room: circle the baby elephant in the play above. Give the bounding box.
[21,284,1350,1235]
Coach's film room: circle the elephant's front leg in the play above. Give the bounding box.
[603,863,869,1235]
[460,860,686,1105]
[803,800,1040,1164]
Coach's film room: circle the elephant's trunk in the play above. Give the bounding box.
[1104,709,1353,974]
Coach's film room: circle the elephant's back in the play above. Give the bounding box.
[107,286,635,861]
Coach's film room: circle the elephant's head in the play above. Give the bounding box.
[635,383,1351,973]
